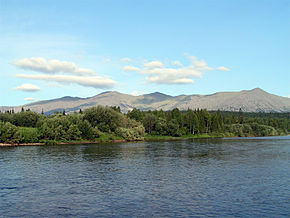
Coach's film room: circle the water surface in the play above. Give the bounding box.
[0,136,289,217]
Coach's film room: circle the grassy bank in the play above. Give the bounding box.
[144,133,223,141]
[1,132,288,147]
[0,133,221,147]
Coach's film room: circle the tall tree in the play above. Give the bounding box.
[238,108,244,124]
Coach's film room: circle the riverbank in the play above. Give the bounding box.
[1,133,288,147]
[0,139,127,147]
[0,133,233,147]
[144,133,222,141]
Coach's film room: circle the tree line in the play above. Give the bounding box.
[0,106,145,144]
[127,108,289,137]
[0,106,289,144]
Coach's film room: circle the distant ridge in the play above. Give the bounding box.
[1,88,290,114]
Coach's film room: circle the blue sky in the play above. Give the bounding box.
[0,0,289,106]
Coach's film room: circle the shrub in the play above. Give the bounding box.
[0,121,18,143]
[16,127,40,143]
[116,125,145,141]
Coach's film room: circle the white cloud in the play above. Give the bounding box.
[104,58,111,63]
[14,57,95,75]
[123,65,140,72]
[147,76,194,84]
[120,57,132,63]
[172,61,183,66]
[13,83,41,92]
[144,60,164,68]
[129,55,215,85]
[24,97,38,101]
[185,55,213,71]
[217,66,230,71]
[16,74,116,89]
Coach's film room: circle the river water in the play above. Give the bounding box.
[0,136,289,217]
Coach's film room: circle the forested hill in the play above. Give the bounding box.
[1,88,290,114]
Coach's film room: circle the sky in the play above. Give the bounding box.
[0,0,289,106]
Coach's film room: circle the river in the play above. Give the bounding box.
[0,136,289,217]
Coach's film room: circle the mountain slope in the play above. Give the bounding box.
[1,88,290,114]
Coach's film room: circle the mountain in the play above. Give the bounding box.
[1,88,290,114]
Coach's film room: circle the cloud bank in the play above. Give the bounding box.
[14,57,95,75]
[144,60,164,68]
[14,57,117,89]
[16,74,116,89]
[123,55,223,85]
[123,65,140,72]
[13,83,41,92]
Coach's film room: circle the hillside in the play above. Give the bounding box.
[1,88,290,114]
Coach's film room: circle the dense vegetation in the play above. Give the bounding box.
[0,106,145,144]
[128,108,289,138]
[0,107,289,144]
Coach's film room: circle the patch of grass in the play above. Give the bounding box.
[93,133,123,142]
[145,135,180,141]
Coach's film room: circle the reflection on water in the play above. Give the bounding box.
[0,136,289,217]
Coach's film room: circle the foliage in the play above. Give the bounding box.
[15,127,40,143]
[0,111,40,127]
[225,123,278,137]
[83,106,145,141]
[128,108,225,137]
[0,106,288,144]
[126,107,288,137]
[83,106,121,132]
[0,121,18,143]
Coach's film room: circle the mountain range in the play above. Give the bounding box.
[1,88,290,114]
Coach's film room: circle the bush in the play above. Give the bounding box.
[225,123,278,137]
[250,123,278,136]
[77,120,95,140]
[15,127,40,143]
[83,106,121,132]
[0,121,18,143]
[116,125,145,141]
[12,111,40,127]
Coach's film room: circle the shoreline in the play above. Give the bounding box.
[1,134,288,147]
[0,139,127,147]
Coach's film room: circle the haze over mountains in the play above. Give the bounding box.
[1,88,290,114]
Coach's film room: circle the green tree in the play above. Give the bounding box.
[0,122,18,143]
[127,108,143,122]
[143,114,157,134]
[238,108,244,124]
[166,119,181,136]
[67,124,81,140]
[83,106,121,132]
[154,118,168,135]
